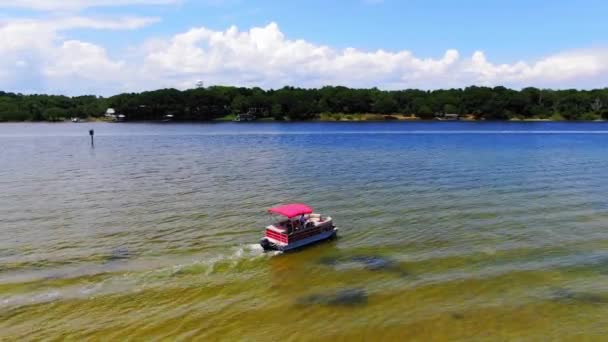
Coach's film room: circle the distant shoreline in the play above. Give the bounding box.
[2,86,608,122]
[1,116,606,123]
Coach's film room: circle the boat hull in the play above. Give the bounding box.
[261,227,337,252]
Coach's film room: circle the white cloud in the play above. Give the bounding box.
[140,22,608,91]
[0,0,178,11]
[0,16,160,36]
[45,40,125,79]
[43,41,130,94]
[141,23,463,89]
[1,21,608,95]
[0,16,159,56]
[0,16,157,93]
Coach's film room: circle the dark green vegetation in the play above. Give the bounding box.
[319,255,408,276]
[1,86,608,122]
[297,288,368,306]
[0,93,107,122]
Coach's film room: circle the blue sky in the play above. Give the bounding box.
[53,0,608,59]
[1,0,607,95]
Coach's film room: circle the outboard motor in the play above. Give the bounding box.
[260,238,272,251]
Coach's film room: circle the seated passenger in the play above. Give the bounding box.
[293,219,300,231]
[285,221,293,234]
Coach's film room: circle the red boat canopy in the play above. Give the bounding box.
[268,203,313,218]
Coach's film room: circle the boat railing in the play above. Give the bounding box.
[268,214,330,236]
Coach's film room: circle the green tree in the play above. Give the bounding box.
[372,92,398,114]
[43,107,64,121]
[417,105,434,118]
[1,84,607,122]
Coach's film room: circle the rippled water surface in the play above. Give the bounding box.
[2,122,608,340]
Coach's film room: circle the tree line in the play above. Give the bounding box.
[1,86,608,122]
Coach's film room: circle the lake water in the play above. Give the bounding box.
[2,121,608,340]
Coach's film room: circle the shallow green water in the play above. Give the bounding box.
[2,122,608,340]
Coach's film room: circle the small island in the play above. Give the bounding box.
[0,85,606,122]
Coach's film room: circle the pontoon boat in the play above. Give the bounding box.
[260,203,337,251]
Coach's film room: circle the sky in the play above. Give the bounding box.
[1,0,607,95]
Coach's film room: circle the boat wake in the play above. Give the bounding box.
[0,244,280,311]
[243,243,282,256]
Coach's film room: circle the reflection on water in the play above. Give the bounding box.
[1,122,608,340]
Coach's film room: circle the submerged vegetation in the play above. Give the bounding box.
[1,86,608,122]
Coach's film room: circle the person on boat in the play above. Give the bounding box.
[293,218,300,231]
[300,214,307,228]
[285,220,293,234]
